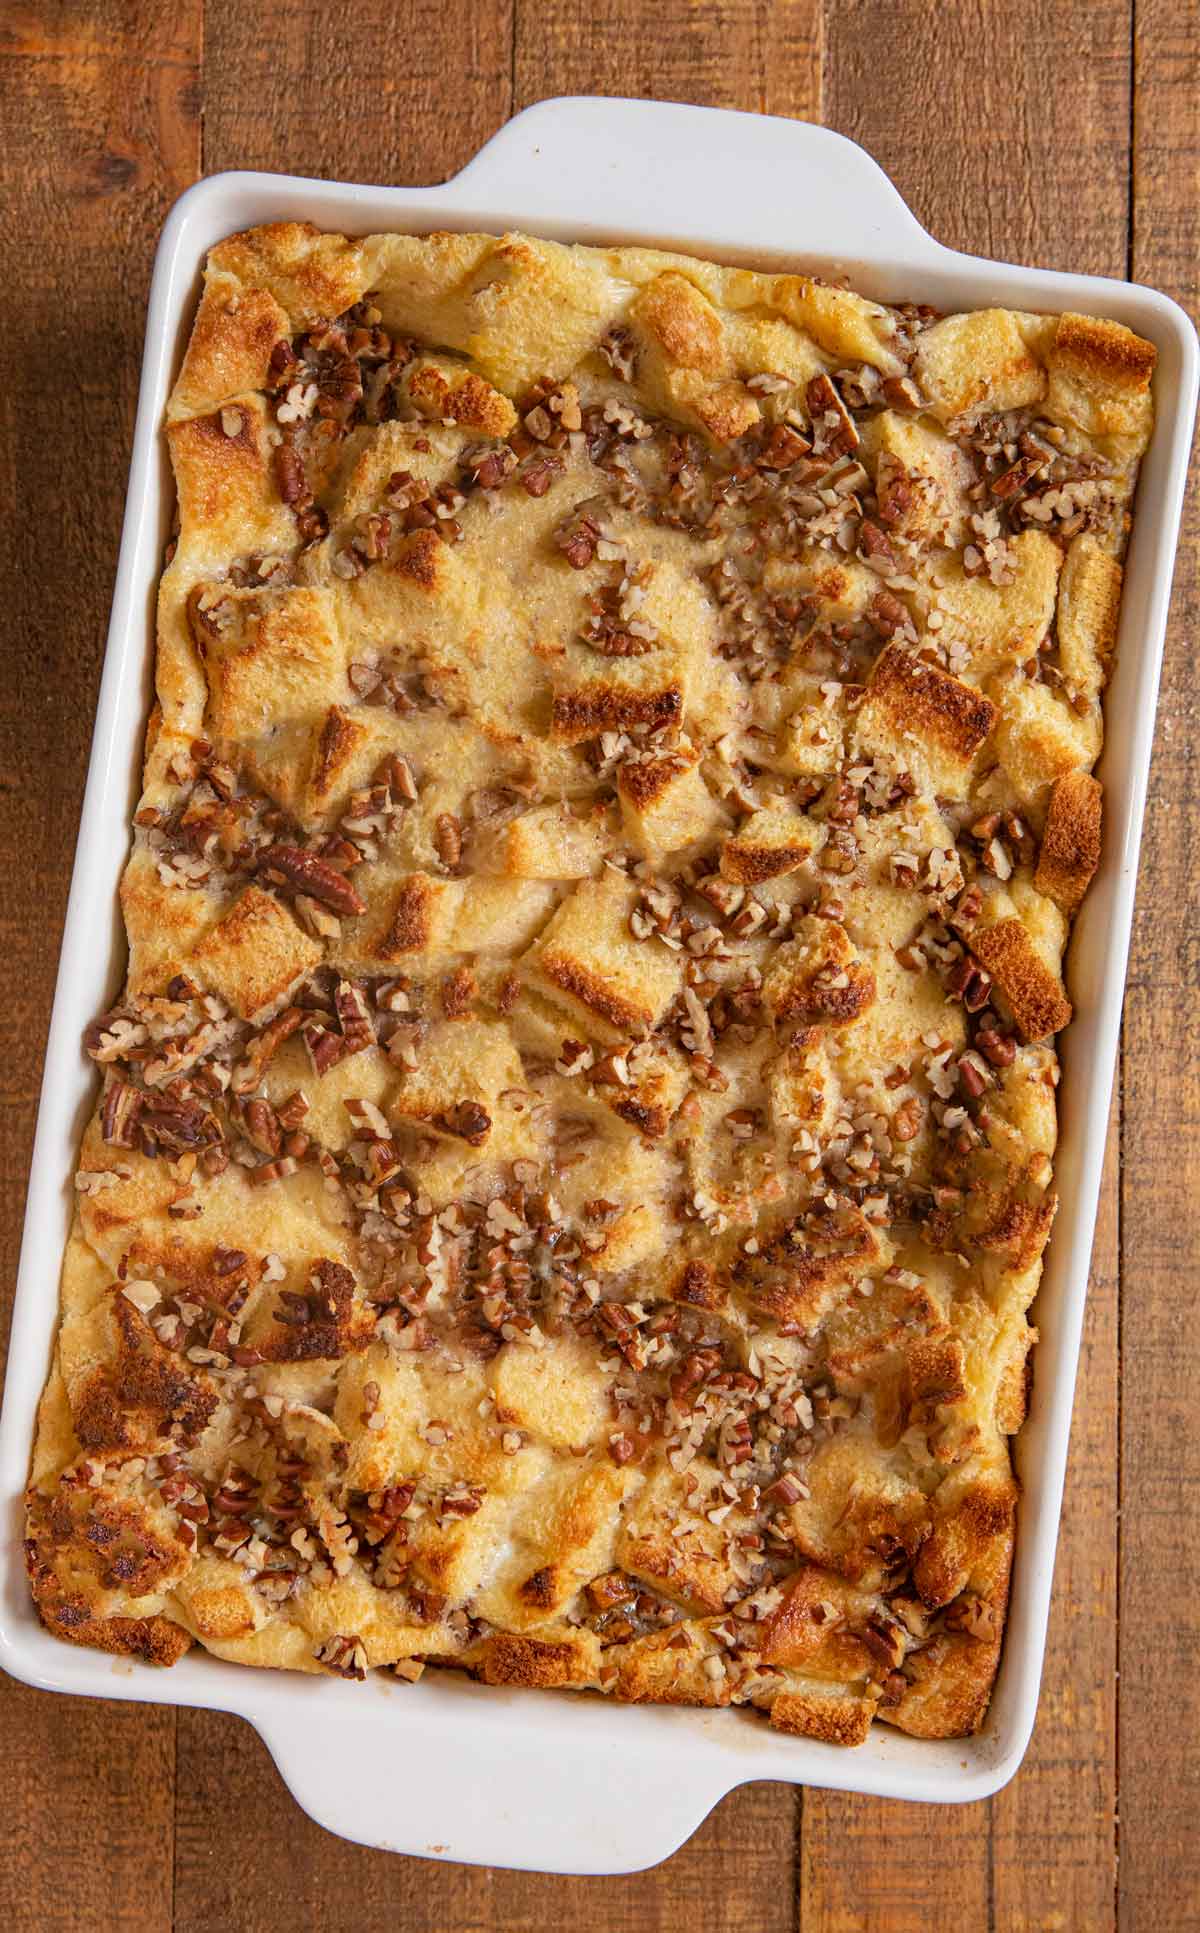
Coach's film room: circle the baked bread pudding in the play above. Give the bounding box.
[26,223,1154,1745]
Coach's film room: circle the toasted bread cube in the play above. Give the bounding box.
[1056,534,1122,701]
[763,551,880,621]
[617,1464,756,1613]
[1045,313,1155,439]
[473,1456,637,1631]
[451,880,557,954]
[487,1336,612,1452]
[336,1345,544,1497]
[589,1198,669,1275]
[913,309,1046,423]
[763,916,875,1030]
[390,1018,527,1146]
[733,1203,885,1329]
[401,354,517,435]
[632,272,730,378]
[768,1688,877,1746]
[872,411,973,547]
[721,805,819,883]
[931,531,1061,678]
[856,645,995,799]
[990,672,1100,808]
[591,1039,690,1139]
[776,689,847,777]
[969,917,1072,1040]
[764,1031,837,1138]
[357,871,465,964]
[1034,770,1102,913]
[617,748,721,856]
[186,885,322,1019]
[263,1038,394,1152]
[772,276,904,372]
[525,875,682,1042]
[167,396,294,561]
[476,804,609,879]
[550,670,685,744]
[198,586,346,742]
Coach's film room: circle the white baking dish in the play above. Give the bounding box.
[1,96,1195,1874]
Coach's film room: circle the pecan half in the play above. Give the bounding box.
[258,846,366,918]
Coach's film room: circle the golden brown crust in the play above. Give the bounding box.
[28,222,1152,1745]
[1035,770,1103,913]
[768,1689,876,1746]
[863,645,997,767]
[969,917,1073,1040]
[1052,313,1156,393]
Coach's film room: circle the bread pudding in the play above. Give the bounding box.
[25,223,1154,1744]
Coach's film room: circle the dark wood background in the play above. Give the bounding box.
[1,3,1195,1926]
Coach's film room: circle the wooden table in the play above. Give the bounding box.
[1,4,1195,1926]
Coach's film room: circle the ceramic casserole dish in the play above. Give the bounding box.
[1,96,1195,1874]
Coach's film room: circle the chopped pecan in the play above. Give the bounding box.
[433,813,463,873]
[434,1099,491,1145]
[101,1081,142,1149]
[806,373,859,457]
[334,980,375,1055]
[758,422,810,470]
[243,1097,282,1156]
[258,845,366,918]
[301,1022,348,1077]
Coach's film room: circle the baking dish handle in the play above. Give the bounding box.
[254,1698,732,1873]
[441,95,939,265]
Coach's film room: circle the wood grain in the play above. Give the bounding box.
[0,2,1195,1927]
[512,0,822,121]
[202,0,515,187]
[808,4,1133,1926]
[0,6,202,1932]
[1121,2,1200,1924]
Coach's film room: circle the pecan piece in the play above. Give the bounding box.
[243,1097,283,1157]
[806,373,859,457]
[859,519,899,572]
[334,980,375,1055]
[758,422,810,470]
[101,1081,142,1148]
[302,1022,349,1077]
[433,1099,491,1146]
[433,813,463,873]
[274,441,308,506]
[554,496,607,569]
[258,845,366,918]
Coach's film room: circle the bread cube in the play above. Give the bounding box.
[525,875,682,1041]
[931,531,1061,679]
[913,308,1046,422]
[721,804,819,883]
[618,747,721,856]
[855,644,995,800]
[186,884,322,1019]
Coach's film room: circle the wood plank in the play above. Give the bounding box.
[1121,4,1200,1924]
[512,0,822,121]
[811,4,1132,1926]
[824,0,1131,273]
[0,7,202,1932]
[202,0,516,187]
[175,1710,794,1932]
[989,1103,1120,1931]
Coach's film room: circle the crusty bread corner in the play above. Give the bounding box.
[27,221,1153,1745]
